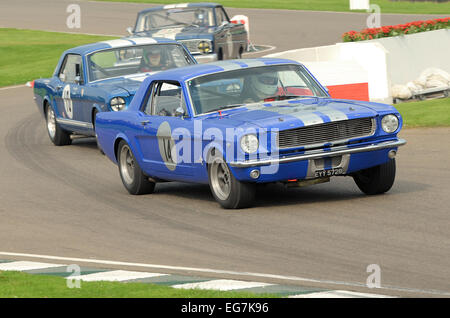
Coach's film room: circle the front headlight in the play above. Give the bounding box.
[240,134,259,154]
[110,97,126,111]
[381,114,399,133]
[198,40,212,54]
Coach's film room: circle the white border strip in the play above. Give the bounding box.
[0,251,448,296]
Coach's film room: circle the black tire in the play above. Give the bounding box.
[117,140,155,195]
[45,103,71,146]
[208,151,255,209]
[353,159,396,195]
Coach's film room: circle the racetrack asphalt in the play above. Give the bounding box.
[0,0,449,297]
[1,86,450,297]
[0,0,444,56]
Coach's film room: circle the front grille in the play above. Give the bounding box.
[277,117,375,149]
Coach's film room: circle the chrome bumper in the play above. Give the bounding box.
[229,139,407,168]
[194,53,218,64]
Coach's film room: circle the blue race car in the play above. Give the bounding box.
[128,2,248,63]
[33,36,196,146]
[95,58,406,209]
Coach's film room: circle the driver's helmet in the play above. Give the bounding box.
[194,9,206,25]
[252,73,279,96]
[144,46,162,66]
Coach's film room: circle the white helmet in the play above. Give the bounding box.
[252,73,279,96]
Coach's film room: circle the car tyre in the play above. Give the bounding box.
[45,103,71,146]
[117,140,155,195]
[353,159,396,195]
[208,151,255,209]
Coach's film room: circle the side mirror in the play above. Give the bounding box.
[174,106,186,118]
[75,76,82,85]
[126,27,133,35]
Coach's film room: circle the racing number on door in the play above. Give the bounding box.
[62,84,73,119]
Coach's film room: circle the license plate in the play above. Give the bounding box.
[314,168,344,178]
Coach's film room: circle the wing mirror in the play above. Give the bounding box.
[174,106,186,118]
[126,27,133,35]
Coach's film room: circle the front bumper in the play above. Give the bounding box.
[230,138,406,168]
[194,53,218,64]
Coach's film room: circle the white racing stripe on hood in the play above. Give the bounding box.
[128,37,158,45]
[247,103,324,126]
[163,3,189,9]
[101,39,133,48]
[122,74,152,82]
[150,27,184,40]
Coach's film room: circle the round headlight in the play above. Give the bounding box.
[198,41,211,54]
[381,114,399,133]
[110,97,126,111]
[240,134,259,154]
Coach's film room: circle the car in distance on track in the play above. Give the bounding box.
[95,58,406,209]
[128,3,248,63]
[33,37,196,146]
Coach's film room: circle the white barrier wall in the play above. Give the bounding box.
[369,29,450,86]
[266,29,450,104]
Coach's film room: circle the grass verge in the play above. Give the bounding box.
[0,28,117,87]
[0,271,278,298]
[94,0,450,15]
[396,97,450,128]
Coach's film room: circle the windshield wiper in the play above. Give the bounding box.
[207,104,243,113]
[262,95,317,101]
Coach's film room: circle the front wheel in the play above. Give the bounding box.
[45,103,71,146]
[353,159,396,195]
[208,152,255,209]
[117,140,155,195]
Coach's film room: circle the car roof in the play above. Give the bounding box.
[64,37,182,56]
[145,58,303,83]
[138,2,221,15]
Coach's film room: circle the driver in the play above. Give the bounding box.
[140,47,169,72]
[242,72,280,103]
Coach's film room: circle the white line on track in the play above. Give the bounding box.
[1,251,449,297]
[0,84,27,91]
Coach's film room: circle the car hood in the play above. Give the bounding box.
[89,74,151,96]
[135,26,214,41]
[201,98,397,131]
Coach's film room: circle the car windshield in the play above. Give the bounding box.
[187,64,329,115]
[87,43,194,82]
[135,7,215,32]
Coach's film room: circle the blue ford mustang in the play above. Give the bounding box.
[129,2,248,63]
[95,58,406,209]
[33,36,196,146]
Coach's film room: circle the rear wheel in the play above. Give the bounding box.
[353,159,396,195]
[45,103,71,146]
[208,151,255,209]
[117,140,155,195]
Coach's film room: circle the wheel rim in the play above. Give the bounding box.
[119,145,135,185]
[46,106,56,139]
[211,158,231,201]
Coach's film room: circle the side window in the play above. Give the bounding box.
[215,7,228,25]
[145,82,187,117]
[59,54,83,84]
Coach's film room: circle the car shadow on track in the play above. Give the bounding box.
[154,178,429,209]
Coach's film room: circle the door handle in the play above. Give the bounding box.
[56,85,63,91]
[141,120,150,126]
